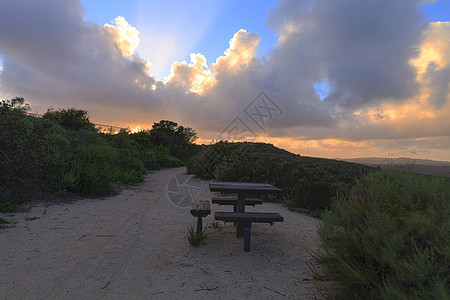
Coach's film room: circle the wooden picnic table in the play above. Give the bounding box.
[209,181,281,237]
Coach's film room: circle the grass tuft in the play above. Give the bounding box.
[187,223,207,246]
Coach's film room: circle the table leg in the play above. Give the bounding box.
[236,193,245,237]
[243,222,251,252]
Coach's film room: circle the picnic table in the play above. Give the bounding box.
[209,181,282,239]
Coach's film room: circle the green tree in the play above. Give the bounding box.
[43,108,95,131]
[149,120,198,160]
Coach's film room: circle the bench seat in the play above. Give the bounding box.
[214,212,283,252]
[190,200,211,233]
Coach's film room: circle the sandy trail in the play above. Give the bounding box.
[0,167,330,299]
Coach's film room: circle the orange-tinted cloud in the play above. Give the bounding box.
[0,0,449,161]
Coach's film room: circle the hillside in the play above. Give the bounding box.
[339,157,450,177]
[187,142,374,211]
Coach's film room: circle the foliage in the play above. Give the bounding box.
[43,107,96,131]
[0,217,8,229]
[0,97,196,207]
[282,194,297,211]
[187,223,207,246]
[209,221,220,229]
[0,98,53,206]
[149,120,199,160]
[311,170,450,299]
[0,202,19,212]
[186,141,372,211]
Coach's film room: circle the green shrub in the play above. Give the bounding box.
[155,144,170,166]
[141,150,160,170]
[0,104,53,205]
[187,141,370,210]
[282,194,297,211]
[311,170,450,299]
[118,170,143,186]
[75,145,120,197]
[42,107,95,131]
[163,156,184,168]
[187,223,207,246]
[0,202,19,212]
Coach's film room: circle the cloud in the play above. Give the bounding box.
[268,0,428,109]
[0,0,449,160]
[104,16,141,57]
[0,0,156,112]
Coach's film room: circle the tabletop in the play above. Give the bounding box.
[209,181,281,194]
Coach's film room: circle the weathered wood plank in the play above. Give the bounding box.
[214,212,284,223]
[209,181,281,194]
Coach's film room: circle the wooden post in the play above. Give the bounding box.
[197,216,202,234]
[243,222,251,252]
[236,193,245,237]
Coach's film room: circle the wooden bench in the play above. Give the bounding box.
[190,200,211,233]
[211,196,263,212]
[214,212,284,252]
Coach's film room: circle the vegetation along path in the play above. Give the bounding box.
[0,167,330,299]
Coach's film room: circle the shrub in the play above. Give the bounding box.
[42,108,95,131]
[141,151,160,170]
[187,223,207,246]
[0,104,53,205]
[75,145,120,197]
[311,170,450,299]
[163,156,185,168]
[186,141,370,210]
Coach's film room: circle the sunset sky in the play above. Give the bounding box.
[0,0,449,161]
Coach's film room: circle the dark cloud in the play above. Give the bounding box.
[0,0,157,110]
[268,0,428,109]
[0,0,448,160]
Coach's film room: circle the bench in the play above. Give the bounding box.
[190,200,211,233]
[214,212,283,252]
[211,196,263,212]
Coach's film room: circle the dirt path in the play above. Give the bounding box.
[0,167,330,299]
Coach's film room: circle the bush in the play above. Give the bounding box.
[163,156,185,168]
[186,141,370,210]
[0,104,53,205]
[311,170,450,299]
[187,223,207,246]
[43,108,95,131]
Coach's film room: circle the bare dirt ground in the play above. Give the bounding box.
[0,167,331,299]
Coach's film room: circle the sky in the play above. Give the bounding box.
[0,0,449,161]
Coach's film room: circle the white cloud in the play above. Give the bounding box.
[104,16,140,57]
[0,0,449,160]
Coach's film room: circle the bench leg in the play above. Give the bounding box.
[233,204,237,225]
[197,217,203,234]
[243,222,251,252]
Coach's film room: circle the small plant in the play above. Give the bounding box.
[0,217,8,229]
[209,221,220,229]
[55,189,68,197]
[187,223,207,246]
[0,202,19,212]
[282,194,297,211]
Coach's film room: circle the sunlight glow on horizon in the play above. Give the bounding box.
[1,0,448,161]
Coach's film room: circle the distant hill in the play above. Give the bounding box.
[338,157,450,178]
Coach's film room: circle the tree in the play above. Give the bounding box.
[43,108,95,131]
[149,120,198,160]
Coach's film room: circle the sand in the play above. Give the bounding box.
[0,167,331,299]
